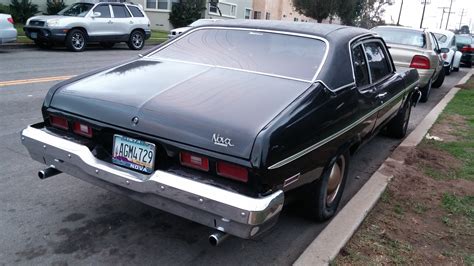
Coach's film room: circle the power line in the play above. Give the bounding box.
[445,0,454,30]
[458,8,467,29]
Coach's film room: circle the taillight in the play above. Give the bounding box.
[442,53,447,59]
[7,17,14,24]
[50,115,68,130]
[73,122,93,138]
[180,152,209,171]
[460,45,473,52]
[409,55,430,69]
[216,161,248,183]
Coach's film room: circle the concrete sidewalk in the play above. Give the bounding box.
[294,69,474,266]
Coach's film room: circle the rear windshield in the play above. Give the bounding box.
[148,28,327,80]
[456,35,472,45]
[373,28,426,48]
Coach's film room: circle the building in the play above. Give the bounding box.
[251,0,315,22]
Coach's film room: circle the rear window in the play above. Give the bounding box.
[456,35,472,45]
[149,28,327,80]
[128,6,144,17]
[373,28,426,48]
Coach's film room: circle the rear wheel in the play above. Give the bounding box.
[386,100,412,139]
[419,79,432,103]
[66,29,87,52]
[127,30,145,50]
[432,68,445,88]
[306,152,349,221]
[100,42,115,49]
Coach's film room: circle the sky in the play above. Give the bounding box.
[382,0,474,30]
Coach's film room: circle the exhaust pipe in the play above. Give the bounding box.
[209,231,229,247]
[38,167,61,180]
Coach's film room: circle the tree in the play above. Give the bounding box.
[9,0,38,24]
[356,0,388,28]
[335,0,360,26]
[169,0,206,28]
[46,0,66,15]
[292,0,333,23]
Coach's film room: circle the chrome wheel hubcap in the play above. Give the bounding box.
[326,156,345,205]
[132,33,143,48]
[71,33,84,49]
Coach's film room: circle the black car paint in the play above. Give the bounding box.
[40,22,418,196]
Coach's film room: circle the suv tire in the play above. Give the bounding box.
[127,30,145,50]
[66,29,87,52]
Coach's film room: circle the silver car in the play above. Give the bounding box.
[24,2,151,52]
[373,26,445,102]
[0,13,17,45]
[168,19,222,39]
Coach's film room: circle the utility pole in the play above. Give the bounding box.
[438,7,449,29]
[420,0,429,28]
[458,8,466,29]
[397,0,404,26]
[445,0,454,30]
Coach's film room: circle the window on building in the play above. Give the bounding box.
[253,11,261,19]
[146,0,177,11]
[209,2,237,18]
[245,8,251,19]
[265,12,270,20]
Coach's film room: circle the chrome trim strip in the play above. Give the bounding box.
[145,26,330,83]
[348,33,374,84]
[268,81,418,170]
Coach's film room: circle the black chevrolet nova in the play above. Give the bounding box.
[21,20,419,244]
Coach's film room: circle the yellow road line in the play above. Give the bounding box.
[0,75,75,87]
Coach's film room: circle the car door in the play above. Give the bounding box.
[88,4,114,40]
[110,4,133,39]
[362,40,404,130]
[428,32,444,74]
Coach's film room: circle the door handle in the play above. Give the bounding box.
[376,92,388,99]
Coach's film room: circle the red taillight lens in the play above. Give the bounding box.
[7,17,14,24]
[442,53,447,59]
[460,45,473,52]
[216,161,248,183]
[180,152,209,171]
[73,122,93,138]
[409,55,430,69]
[50,115,68,130]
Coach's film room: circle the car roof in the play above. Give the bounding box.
[373,25,426,33]
[429,29,454,36]
[200,19,372,40]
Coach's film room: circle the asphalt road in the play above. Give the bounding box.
[0,46,470,265]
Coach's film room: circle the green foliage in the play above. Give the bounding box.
[292,0,333,23]
[9,0,38,24]
[169,0,205,28]
[0,3,10,13]
[46,0,66,15]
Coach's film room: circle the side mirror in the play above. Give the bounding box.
[440,47,450,54]
[91,12,101,18]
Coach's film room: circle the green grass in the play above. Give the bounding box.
[441,193,474,221]
[424,82,474,181]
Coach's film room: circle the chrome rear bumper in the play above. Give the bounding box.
[21,125,284,239]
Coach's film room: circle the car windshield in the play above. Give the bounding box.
[374,28,426,48]
[456,35,472,45]
[433,33,449,47]
[149,28,327,80]
[58,3,94,17]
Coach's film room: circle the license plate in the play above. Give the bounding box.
[30,32,37,39]
[112,134,156,174]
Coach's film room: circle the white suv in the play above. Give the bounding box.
[24,2,151,52]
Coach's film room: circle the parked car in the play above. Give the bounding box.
[21,21,419,244]
[431,29,462,75]
[455,34,473,67]
[0,13,17,45]
[23,2,151,52]
[168,19,221,39]
[373,26,445,102]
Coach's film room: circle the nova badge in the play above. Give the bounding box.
[212,133,234,147]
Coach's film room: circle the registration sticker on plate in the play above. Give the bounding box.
[30,32,37,39]
[112,134,156,174]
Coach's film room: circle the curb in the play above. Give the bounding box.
[294,69,473,266]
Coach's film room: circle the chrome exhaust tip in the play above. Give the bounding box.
[209,231,229,247]
[38,167,61,180]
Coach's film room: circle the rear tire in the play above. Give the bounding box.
[432,69,445,88]
[306,152,349,221]
[66,29,87,52]
[386,100,412,139]
[419,79,432,103]
[127,30,145,50]
[100,42,115,49]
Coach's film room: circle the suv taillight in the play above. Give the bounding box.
[7,17,14,24]
[410,55,430,69]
